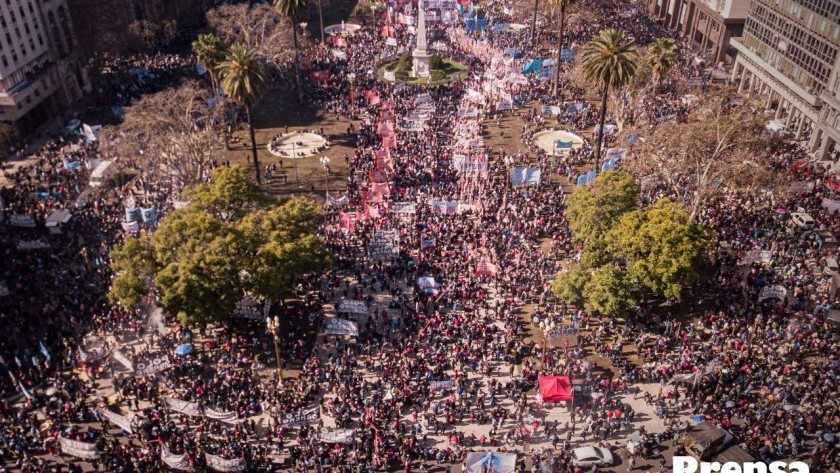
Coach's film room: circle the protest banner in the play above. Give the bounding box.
[281,406,320,427]
[338,299,368,314]
[605,148,627,161]
[418,276,436,288]
[10,214,36,227]
[16,239,50,250]
[420,238,436,249]
[475,260,497,276]
[324,318,359,336]
[431,201,460,214]
[135,354,172,376]
[545,323,579,340]
[121,221,140,232]
[511,167,541,186]
[759,285,787,302]
[59,437,99,460]
[204,407,239,424]
[163,397,203,417]
[670,372,699,385]
[415,92,432,104]
[452,154,488,172]
[404,120,425,132]
[99,408,135,433]
[390,202,417,214]
[430,379,454,390]
[205,453,246,472]
[457,108,478,118]
[327,194,349,207]
[496,100,513,111]
[232,296,263,320]
[161,445,193,471]
[319,428,356,444]
[738,250,773,265]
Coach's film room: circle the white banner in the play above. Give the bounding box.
[457,108,478,118]
[822,198,840,214]
[327,194,349,207]
[430,379,454,390]
[16,239,50,250]
[383,70,396,82]
[82,124,102,142]
[324,318,359,336]
[121,221,140,232]
[99,408,135,433]
[759,285,787,301]
[415,93,433,104]
[59,437,99,460]
[738,250,772,265]
[10,214,36,227]
[164,397,203,417]
[136,355,172,376]
[161,445,193,471]
[338,299,368,314]
[204,407,239,424]
[545,323,579,339]
[205,453,246,472]
[319,428,355,444]
[403,121,425,132]
[496,100,513,111]
[281,406,320,427]
[390,202,417,214]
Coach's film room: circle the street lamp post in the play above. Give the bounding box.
[319,156,331,194]
[504,154,515,189]
[266,316,283,387]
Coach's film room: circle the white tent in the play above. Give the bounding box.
[464,452,517,473]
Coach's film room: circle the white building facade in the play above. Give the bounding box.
[730,0,840,159]
[0,0,88,132]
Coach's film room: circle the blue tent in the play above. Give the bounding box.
[175,344,193,356]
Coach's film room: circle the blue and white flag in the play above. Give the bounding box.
[511,167,541,186]
[39,341,51,361]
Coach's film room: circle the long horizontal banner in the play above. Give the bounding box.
[338,299,367,314]
[281,406,320,427]
[136,354,172,377]
[205,453,246,472]
[324,318,359,337]
[319,428,355,444]
[60,436,99,460]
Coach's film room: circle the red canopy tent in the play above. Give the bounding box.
[538,376,573,402]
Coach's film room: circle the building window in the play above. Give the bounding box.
[57,7,72,50]
[679,2,687,25]
[1,56,7,68]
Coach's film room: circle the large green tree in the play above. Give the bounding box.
[553,172,707,315]
[109,166,330,325]
[565,170,638,243]
[274,0,308,104]
[580,28,638,171]
[218,43,267,187]
[609,198,707,300]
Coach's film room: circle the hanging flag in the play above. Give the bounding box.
[39,341,51,361]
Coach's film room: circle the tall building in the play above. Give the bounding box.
[0,0,88,133]
[730,0,840,159]
[646,0,750,64]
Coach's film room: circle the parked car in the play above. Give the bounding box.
[791,212,815,230]
[823,257,839,276]
[570,446,614,468]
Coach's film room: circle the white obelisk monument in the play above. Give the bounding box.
[412,3,431,78]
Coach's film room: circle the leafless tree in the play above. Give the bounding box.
[624,87,778,221]
[206,3,309,72]
[0,123,17,165]
[108,81,230,188]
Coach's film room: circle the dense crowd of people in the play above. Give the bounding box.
[0,0,838,472]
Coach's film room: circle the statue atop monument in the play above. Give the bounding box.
[412,1,431,78]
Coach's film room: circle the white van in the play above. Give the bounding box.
[791,212,815,230]
[89,160,114,188]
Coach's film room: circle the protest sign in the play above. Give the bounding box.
[328,194,349,207]
[10,214,35,227]
[430,379,454,390]
[205,453,246,472]
[404,120,425,132]
[281,406,320,427]
[496,100,513,111]
[420,238,436,249]
[415,92,432,104]
[605,148,627,161]
[112,350,134,371]
[418,276,436,288]
[59,437,99,460]
[163,397,203,417]
[135,355,172,376]
[324,318,359,336]
[319,428,355,444]
[431,201,460,214]
[338,299,368,314]
[121,221,140,232]
[99,408,135,433]
[162,445,193,471]
[738,250,772,265]
[452,154,488,172]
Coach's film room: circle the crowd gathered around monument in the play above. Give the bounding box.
[0,0,838,472]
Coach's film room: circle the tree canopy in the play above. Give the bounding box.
[109,166,331,325]
[553,171,707,316]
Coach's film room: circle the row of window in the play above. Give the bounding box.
[0,4,75,75]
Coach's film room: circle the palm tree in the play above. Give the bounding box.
[646,37,678,92]
[550,0,573,96]
[192,33,228,103]
[218,43,267,187]
[580,28,638,172]
[274,0,309,105]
